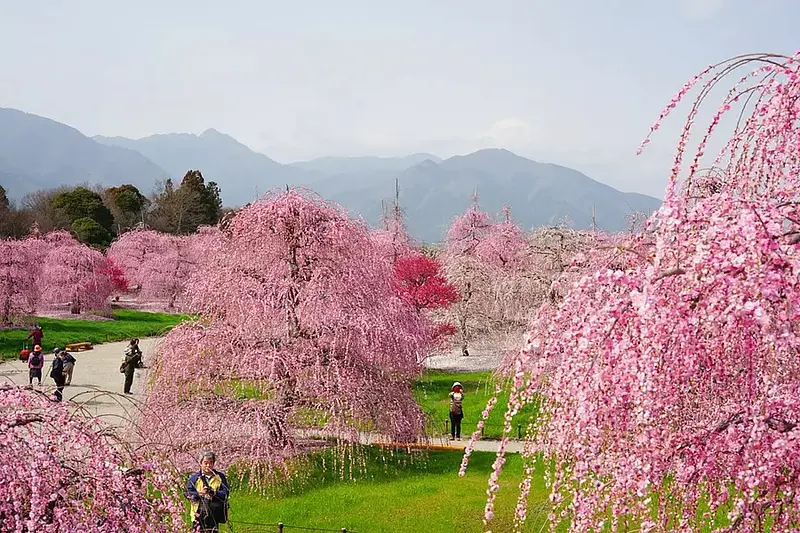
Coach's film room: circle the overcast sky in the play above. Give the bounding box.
[0,0,796,198]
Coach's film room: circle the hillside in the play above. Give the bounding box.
[94,129,312,206]
[310,149,662,242]
[0,108,167,198]
[2,108,662,242]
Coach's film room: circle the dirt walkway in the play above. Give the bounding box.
[0,338,160,431]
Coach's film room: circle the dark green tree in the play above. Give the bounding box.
[105,184,148,230]
[51,187,114,233]
[71,217,112,247]
[0,185,9,211]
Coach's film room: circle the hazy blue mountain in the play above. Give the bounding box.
[290,153,442,175]
[0,108,168,198]
[3,108,661,242]
[94,129,313,205]
[309,149,663,242]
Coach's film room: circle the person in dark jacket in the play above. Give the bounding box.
[120,341,142,394]
[50,350,66,402]
[186,451,230,532]
[61,350,76,385]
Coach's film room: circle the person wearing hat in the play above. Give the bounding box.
[448,381,465,440]
[27,345,45,386]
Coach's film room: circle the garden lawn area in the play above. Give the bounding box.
[228,448,551,533]
[0,309,190,360]
[413,370,539,439]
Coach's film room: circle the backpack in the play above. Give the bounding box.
[63,353,76,364]
[29,352,42,367]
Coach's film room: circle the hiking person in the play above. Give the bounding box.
[186,451,230,533]
[27,345,44,386]
[120,341,142,394]
[449,381,464,440]
[26,325,43,350]
[50,350,66,402]
[127,338,145,368]
[61,350,76,386]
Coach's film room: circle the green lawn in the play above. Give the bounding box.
[227,448,550,533]
[413,370,539,440]
[0,308,190,360]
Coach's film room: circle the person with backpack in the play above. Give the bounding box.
[50,350,66,402]
[27,345,44,386]
[186,451,230,532]
[120,341,142,394]
[61,350,76,386]
[26,325,43,350]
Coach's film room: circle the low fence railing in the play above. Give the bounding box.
[229,521,357,533]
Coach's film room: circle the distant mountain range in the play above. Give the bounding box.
[0,108,662,242]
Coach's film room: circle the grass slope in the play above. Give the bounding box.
[413,370,539,439]
[0,309,189,360]
[229,449,550,533]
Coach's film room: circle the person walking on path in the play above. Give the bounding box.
[449,381,464,440]
[50,350,66,402]
[25,325,43,350]
[120,341,142,394]
[186,451,230,533]
[61,350,76,385]
[27,345,44,386]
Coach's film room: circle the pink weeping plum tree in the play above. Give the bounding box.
[138,189,432,474]
[465,53,800,533]
[109,227,220,310]
[0,237,38,324]
[107,228,165,293]
[442,196,495,356]
[39,231,114,314]
[0,385,184,532]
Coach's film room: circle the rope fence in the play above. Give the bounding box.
[229,520,358,533]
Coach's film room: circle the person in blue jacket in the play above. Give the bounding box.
[186,451,230,532]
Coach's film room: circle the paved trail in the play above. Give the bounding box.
[0,337,523,453]
[0,338,159,431]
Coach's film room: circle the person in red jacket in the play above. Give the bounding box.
[25,325,43,350]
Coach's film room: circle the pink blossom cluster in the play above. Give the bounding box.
[108,226,222,310]
[137,189,432,473]
[471,52,800,532]
[0,385,184,532]
[0,238,38,323]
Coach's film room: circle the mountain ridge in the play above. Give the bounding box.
[1,108,662,242]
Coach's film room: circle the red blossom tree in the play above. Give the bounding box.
[138,189,432,473]
[40,231,113,314]
[467,53,800,533]
[393,253,459,346]
[0,237,38,324]
[99,257,129,294]
[0,385,183,532]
